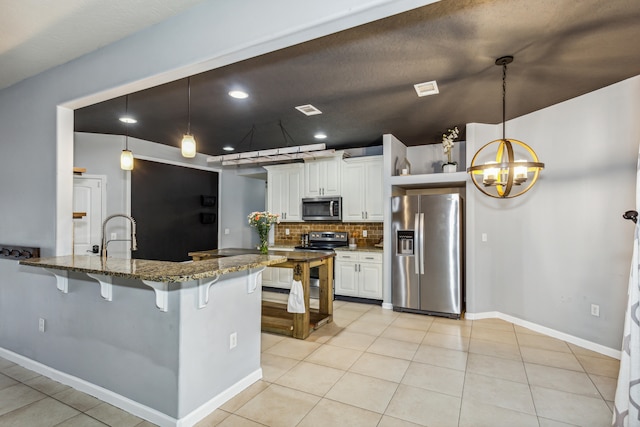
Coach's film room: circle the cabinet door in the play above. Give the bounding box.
[284,166,303,221]
[262,267,275,285]
[268,165,302,222]
[359,262,382,299]
[276,267,293,288]
[322,158,341,196]
[341,162,365,221]
[305,157,341,197]
[364,158,384,221]
[335,261,358,296]
[304,161,322,197]
[267,169,285,218]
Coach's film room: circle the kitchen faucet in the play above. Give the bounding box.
[101,214,137,259]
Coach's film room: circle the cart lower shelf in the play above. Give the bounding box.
[261,300,333,338]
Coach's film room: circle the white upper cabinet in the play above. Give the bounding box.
[341,156,383,222]
[304,156,342,197]
[265,163,303,222]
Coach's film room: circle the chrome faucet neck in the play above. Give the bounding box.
[101,214,137,259]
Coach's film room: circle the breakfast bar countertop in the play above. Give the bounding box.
[20,253,287,283]
[189,248,335,262]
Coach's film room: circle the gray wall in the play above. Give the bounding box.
[0,0,432,419]
[466,75,640,349]
[218,172,266,249]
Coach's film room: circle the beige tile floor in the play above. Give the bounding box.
[0,292,620,427]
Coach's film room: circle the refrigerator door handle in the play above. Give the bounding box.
[420,213,425,274]
[414,213,420,275]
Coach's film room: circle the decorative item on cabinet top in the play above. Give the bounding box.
[0,245,40,260]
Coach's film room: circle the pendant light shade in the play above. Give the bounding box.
[120,95,135,170]
[181,77,197,158]
[120,149,134,170]
[181,134,196,158]
[467,56,544,198]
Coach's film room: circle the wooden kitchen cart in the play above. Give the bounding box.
[189,248,334,340]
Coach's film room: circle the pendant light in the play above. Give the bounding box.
[467,56,544,198]
[120,95,134,171]
[181,77,197,158]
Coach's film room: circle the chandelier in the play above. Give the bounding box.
[467,56,544,198]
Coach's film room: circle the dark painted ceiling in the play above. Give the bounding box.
[74,0,640,157]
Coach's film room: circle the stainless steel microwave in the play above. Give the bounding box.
[302,197,342,221]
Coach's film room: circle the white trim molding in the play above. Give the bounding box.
[466,311,621,360]
[0,347,262,427]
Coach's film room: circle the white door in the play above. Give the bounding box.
[73,176,105,256]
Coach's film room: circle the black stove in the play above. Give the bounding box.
[295,231,348,251]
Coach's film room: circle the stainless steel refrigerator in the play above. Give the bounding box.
[391,193,463,318]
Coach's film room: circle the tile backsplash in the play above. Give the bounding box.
[274,222,383,247]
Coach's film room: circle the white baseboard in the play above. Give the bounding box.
[465,311,621,360]
[177,369,262,427]
[381,302,393,310]
[0,347,262,427]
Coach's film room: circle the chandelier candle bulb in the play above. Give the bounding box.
[483,162,498,185]
[514,160,528,182]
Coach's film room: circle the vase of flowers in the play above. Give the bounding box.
[248,211,279,254]
[442,126,459,173]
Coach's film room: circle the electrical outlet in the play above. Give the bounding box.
[224,228,230,235]
[38,318,45,333]
[285,229,290,235]
[229,332,237,349]
[591,304,600,317]
[482,233,488,242]
[362,230,368,237]
[110,232,117,240]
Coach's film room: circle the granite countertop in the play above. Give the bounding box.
[189,248,335,261]
[20,253,287,283]
[334,246,383,253]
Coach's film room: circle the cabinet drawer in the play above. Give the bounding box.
[336,252,358,262]
[336,251,382,263]
[357,252,382,263]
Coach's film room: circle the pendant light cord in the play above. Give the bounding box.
[125,95,129,150]
[502,61,507,141]
[187,77,191,135]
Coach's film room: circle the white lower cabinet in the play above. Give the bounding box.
[335,251,382,300]
[262,247,293,289]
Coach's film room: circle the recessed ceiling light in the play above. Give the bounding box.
[314,133,327,140]
[223,146,235,151]
[295,104,322,116]
[228,91,249,99]
[119,116,137,124]
[414,80,439,97]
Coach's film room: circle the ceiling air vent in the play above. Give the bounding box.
[414,80,439,97]
[295,104,322,116]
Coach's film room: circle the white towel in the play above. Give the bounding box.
[287,280,306,313]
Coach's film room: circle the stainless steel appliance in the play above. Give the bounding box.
[295,231,348,298]
[302,197,342,221]
[391,194,463,318]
